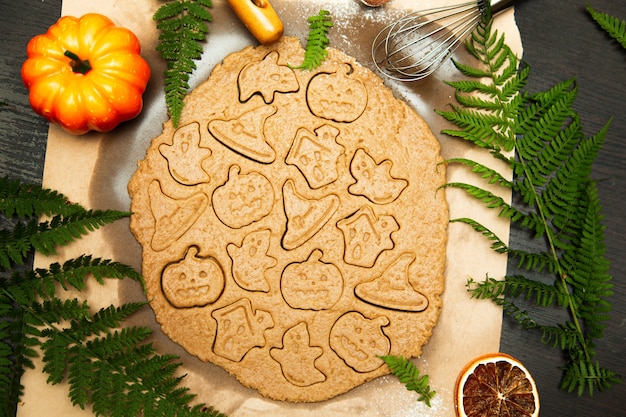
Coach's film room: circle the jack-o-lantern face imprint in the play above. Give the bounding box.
[161,246,225,308]
[329,311,390,373]
[306,64,368,123]
[212,165,275,229]
[281,249,344,310]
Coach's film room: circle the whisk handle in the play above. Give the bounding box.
[491,0,518,15]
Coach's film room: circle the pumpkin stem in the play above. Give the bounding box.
[64,51,92,75]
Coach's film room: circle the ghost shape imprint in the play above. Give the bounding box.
[270,322,326,387]
[227,228,277,292]
[159,122,212,185]
[348,148,408,204]
[161,246,225,308]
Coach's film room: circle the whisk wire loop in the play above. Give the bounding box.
[372,0,512,81]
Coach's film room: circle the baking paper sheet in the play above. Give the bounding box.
[20,1,522,415]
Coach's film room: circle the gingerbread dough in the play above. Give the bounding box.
[128,36,448,402]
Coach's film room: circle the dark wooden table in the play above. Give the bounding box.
[1,0,624,416]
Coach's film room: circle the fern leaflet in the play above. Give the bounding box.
[0,208,129,269]
[154,0,213,127]
[380,355,435,407]
[290,10,333,70]
[0,176,82,218]
[561,353,621,396]
[587,4,626,49]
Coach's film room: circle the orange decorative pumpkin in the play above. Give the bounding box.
[21,13,151,135]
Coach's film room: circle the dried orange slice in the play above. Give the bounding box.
[455,352,540,417]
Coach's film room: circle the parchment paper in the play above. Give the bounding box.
[19,1,522,416]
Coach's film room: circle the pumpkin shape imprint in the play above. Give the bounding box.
[212,165,275,229]
[281,249,343,310]
[306,63,367,123]
[329,311,390,373]
[162,246,225,308]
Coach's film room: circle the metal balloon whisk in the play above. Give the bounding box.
[372,0,517,81]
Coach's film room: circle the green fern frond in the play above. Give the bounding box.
[444,183,506,209]
[34,301,222,416]
[0,178,124,270]
[380,355,435,407]
[31,209,130,257]
[0,298,35,417]
[439,13,523,155]
[58,255,142,287]
[8,256,142,302]
[290,10,333,70]
[562,182,613,338]
[491,297,582,351]
[444,158,512,187]
[0,176,82,219]
[438,105,514,151]
[1,177,226,414]
[497,299,542,331]
[442,11,620,395]
[507,248,560,274]
[539,119,609,238]
[450,218,509,253]
[0,218,38,269]
[496,55,528,96]
[561,354,621,396]
[0,349,22,417]
[0,208,131,269]
[514,80,579,181]
[537,321,582,351]
[467,275,565,308]
[444,186,545,235]
[154,0,213,127]
[587,4,626,49]
[87,349,214,416]
[31,298,92,325]
[65,303,146,341]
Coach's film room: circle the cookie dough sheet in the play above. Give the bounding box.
[20,1,522,416]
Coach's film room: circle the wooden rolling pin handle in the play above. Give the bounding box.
[227,0,284,45]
